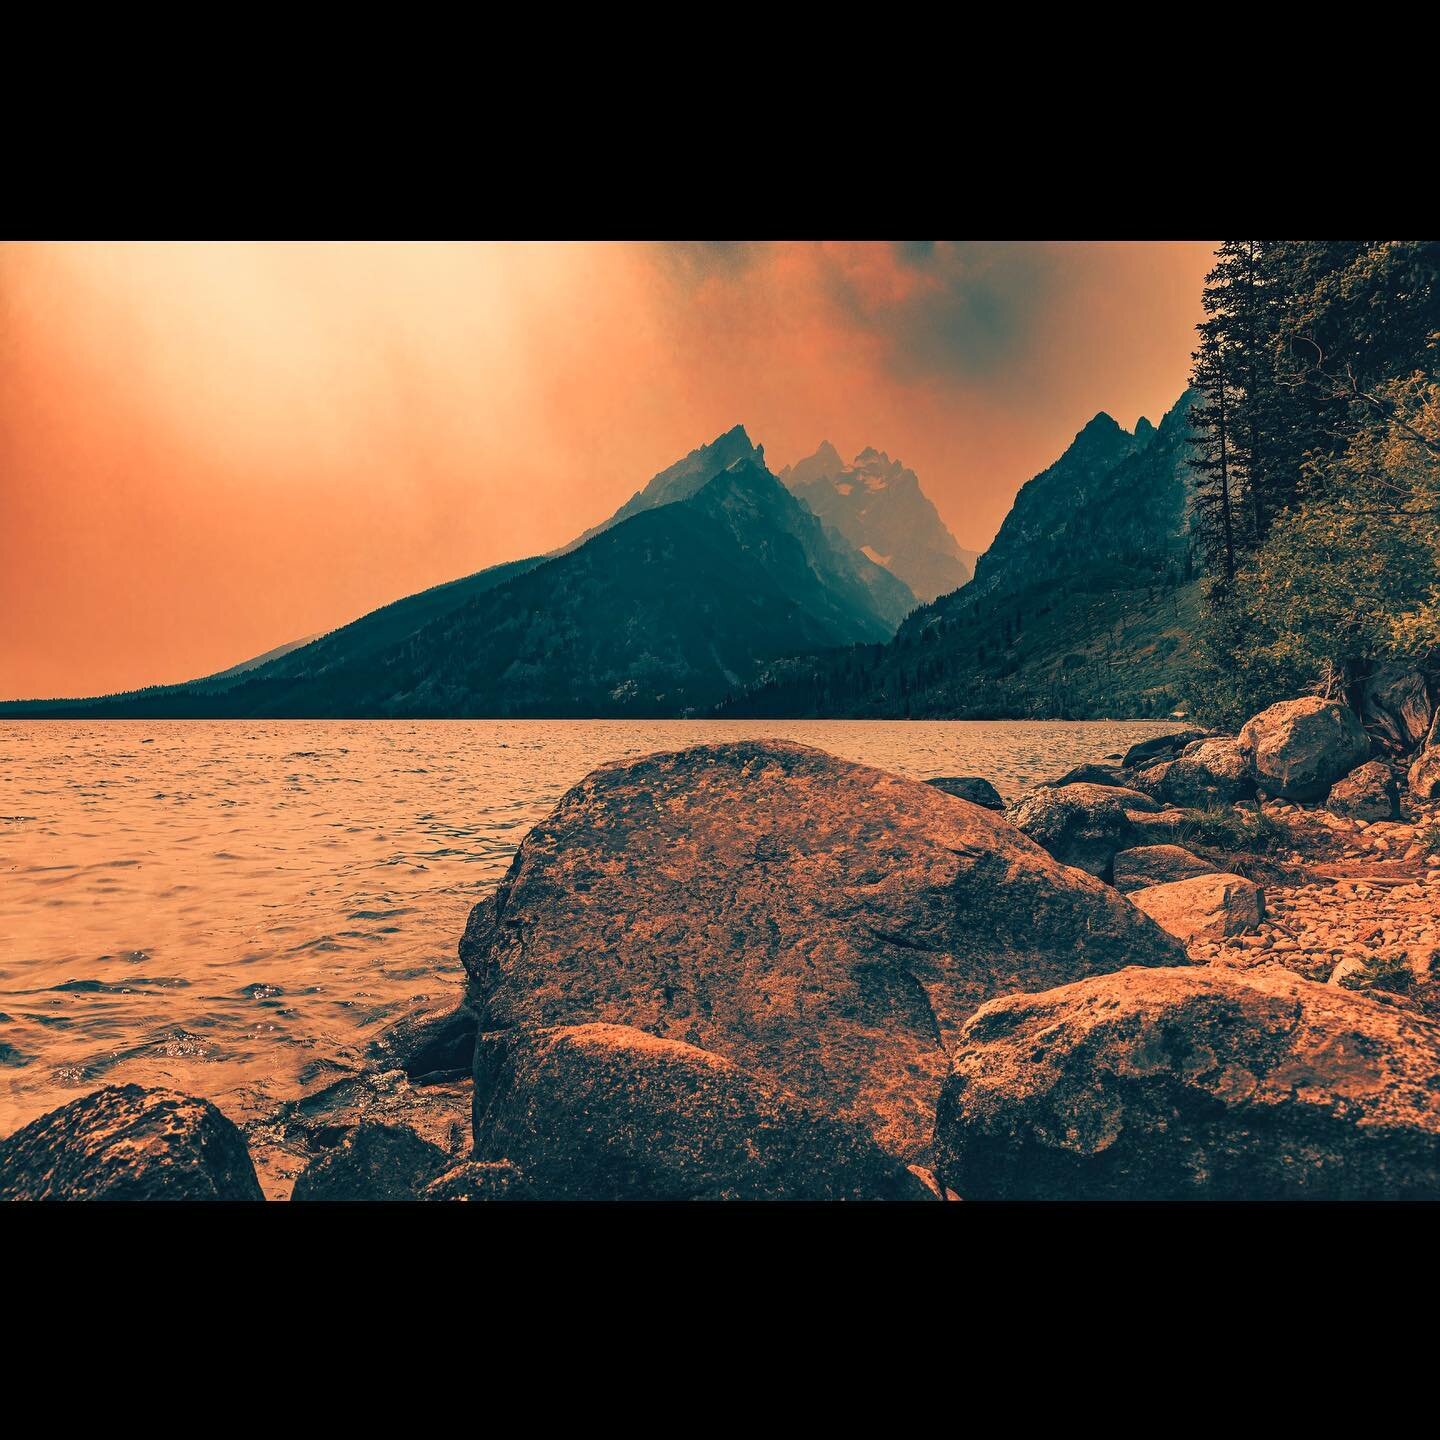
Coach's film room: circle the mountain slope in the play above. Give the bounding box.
[685,457,915,635]
[722,393,1204,720]
[0,556,546,715]
[15,455,910,718]
[194,633,325,684]
[779,443,977,603]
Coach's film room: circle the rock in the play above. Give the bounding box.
[367,1003,478,1081]
[290,1122,450,1201]
[460,741,1185,1162]
[1238,696,1371,801]
[1065,780,1165,813]
[1409,746,1440,802]
[933,965,1440,1200]
[1006,783,1148,878]
[1155,737,1256,808]
[421,1159,534,1201]
[1128,873,1263,942]
[1326,760,1401,822]
[471,1023,931,1201]
[1327,956,1370,987]
[1126,759,1174,800]
[273,1067,470,1159]
[1357,664,1433,751]
[1121,730,1208,769]
[1121,807,1189,843]
[1043,763,1129,788]
[924,775,1004,810]
[1112,844,1219,893]
[0,1085,263,1201]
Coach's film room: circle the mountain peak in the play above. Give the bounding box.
[1064,411,1135,465]
[567,425,765,551]
[776,442,972,603]
[1133,415,1157,442]
[855,445,893,467]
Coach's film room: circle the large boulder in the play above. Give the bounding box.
[1238,697,1370,801]
[1005,783,1152,878]
[933,966,1440,1200]
[1155,737,1255,808]
[0,1085,263,1201]
[1121,730,1208,769]
[472,1023,932,1201]
[1326,760,1401,822]
[1112,844,1218,894]
[1128,873,1263,942]
[1357,664,1433,751]
[924,775,1004,810]
[291,1122,450,1201]
[460,741,1185,1162]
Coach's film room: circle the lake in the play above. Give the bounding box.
[0,718,1178,1140]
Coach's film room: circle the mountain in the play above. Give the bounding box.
[721,393,1205,721]
[7,440,913,718]
[779,443,977,603]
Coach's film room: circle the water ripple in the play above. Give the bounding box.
[0,715,1177,1145]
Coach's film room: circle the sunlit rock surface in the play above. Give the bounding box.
[460,740,1184,1162]
[0,1084,263,1201]
[934,965,1440,1200]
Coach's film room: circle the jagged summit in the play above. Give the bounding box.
[1076,411,1126,442]
[931,389,1197,613]
[563,424,764,551]
[779,442,975,603]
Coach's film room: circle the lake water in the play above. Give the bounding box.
[0,718,1177,1143]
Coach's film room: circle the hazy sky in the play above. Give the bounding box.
[0,240,1215,700]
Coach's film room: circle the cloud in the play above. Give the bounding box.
[648,241,1058,386]
[824,241,1058,382]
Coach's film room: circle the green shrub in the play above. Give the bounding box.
[1177,804,1289,855]
[1336,953,1413,994]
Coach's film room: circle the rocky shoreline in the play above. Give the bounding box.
[5,674,1440,1202]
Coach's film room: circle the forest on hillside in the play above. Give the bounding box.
[1188,240,1440,724]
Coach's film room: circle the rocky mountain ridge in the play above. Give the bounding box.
[780,441,977,603]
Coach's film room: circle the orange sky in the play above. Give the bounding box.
[0,240,1216,700]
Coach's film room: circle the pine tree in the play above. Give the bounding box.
[1191,321,1238,581]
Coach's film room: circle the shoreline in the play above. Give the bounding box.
[6,693,1440,1200]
